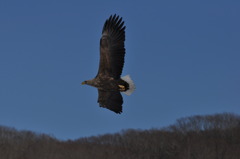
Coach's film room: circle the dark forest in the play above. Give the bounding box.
[1,113,240,159]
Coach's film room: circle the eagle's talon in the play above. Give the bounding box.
[118,85,125,91]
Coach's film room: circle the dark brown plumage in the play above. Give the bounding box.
[82,14,135,114]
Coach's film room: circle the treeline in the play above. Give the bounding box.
[0,113,240,159]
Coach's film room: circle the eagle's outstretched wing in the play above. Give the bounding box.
[97,89,123,114]
[97,14,126,79]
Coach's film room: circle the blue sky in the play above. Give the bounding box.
[0,0,239,140]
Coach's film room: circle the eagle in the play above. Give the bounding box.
[81,14,135,114]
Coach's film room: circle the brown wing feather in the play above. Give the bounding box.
[97,14,126,79]
[97,89,123,114]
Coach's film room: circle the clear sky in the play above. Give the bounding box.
[0,0,239,140]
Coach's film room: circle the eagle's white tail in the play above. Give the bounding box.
[121,75,135,95]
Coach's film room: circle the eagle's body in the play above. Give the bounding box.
[85,76,129,92]
[82,14,135,114]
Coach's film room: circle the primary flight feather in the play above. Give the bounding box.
[82,14,135,114]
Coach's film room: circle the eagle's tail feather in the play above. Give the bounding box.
[121,75,135,96]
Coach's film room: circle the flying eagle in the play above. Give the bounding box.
[82,14,135,114]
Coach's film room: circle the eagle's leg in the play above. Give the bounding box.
[118,85,125,91]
